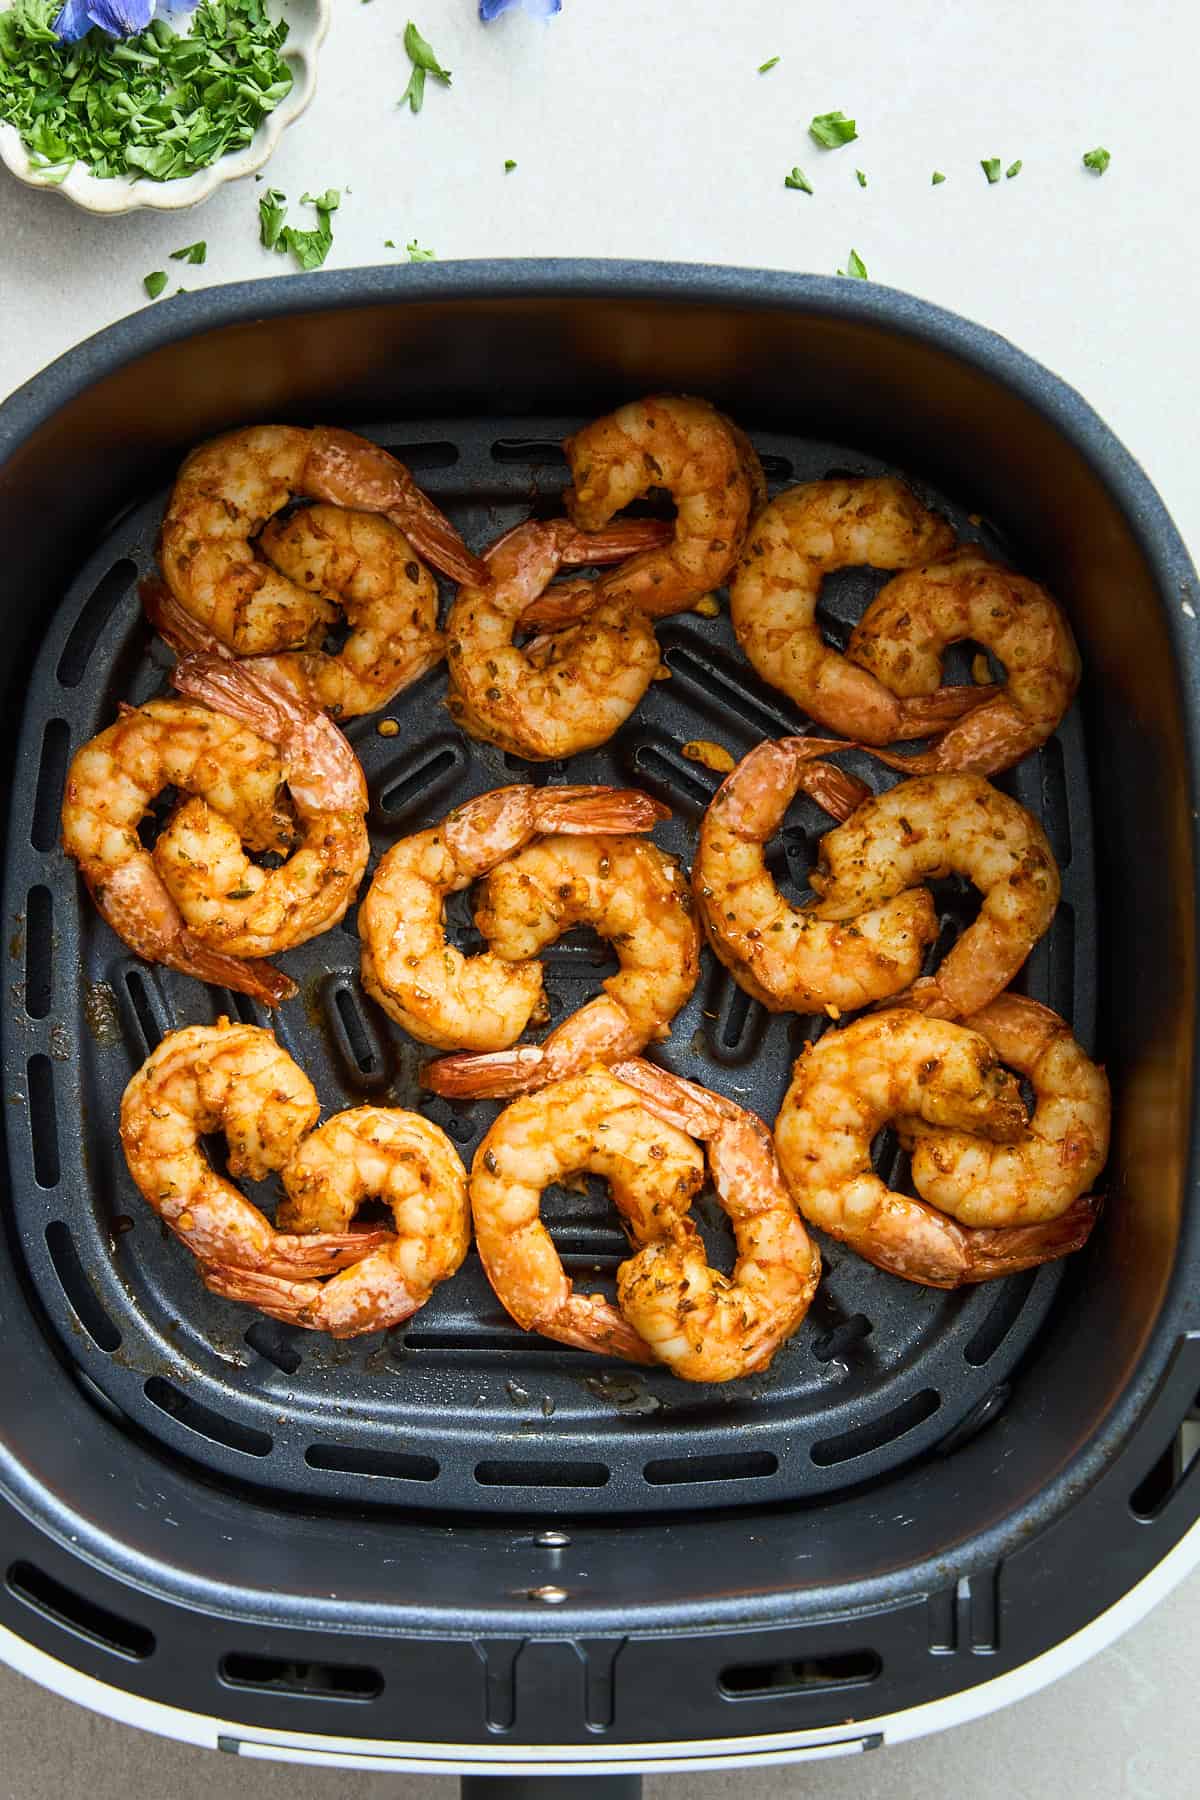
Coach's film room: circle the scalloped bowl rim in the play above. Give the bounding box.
[0,0,331,215]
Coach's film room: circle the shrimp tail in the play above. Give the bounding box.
[537,1294,657,1364]
[530,785,670,834]
[778,735,871,823]
[892,682,1001,739]
[206,1227,394,1281]
[170,931,298,1008]
[304,426,488,588]
[518,520,675,627]
[141,576,228,660]
[959,1194,1102,1284]
[422,1046,546,1099]
[610,1057,733,1136]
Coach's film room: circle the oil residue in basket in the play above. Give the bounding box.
[83,980,122,1046]
[582,1373,662,1416]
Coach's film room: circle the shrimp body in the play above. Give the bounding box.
[729,479,991,742]
[423,836,701,1097]
[694,738,937,1013]
[444,519,666,760]
[519,395,766,622]
[160,424,483,656]
[470,1065,706,1361]
[774,1010,1096,1288]
[359,784,668,1051]
[203,1107,468,1338]
[900,994,1109,1226]
[609,1060,821,1383]
[119,1022,391,1276]
[809,772,1060,1017]
[61,697,300,1004]
[848,549,1081,774]
[159,654,369,958]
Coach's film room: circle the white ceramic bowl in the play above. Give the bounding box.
[0,0,330,214]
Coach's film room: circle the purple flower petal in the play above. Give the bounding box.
[85,0,155,31]
[53,0,97,41]
[479,0,561,19]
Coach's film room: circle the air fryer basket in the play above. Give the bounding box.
[0,265,1198,1779]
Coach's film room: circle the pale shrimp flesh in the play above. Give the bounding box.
[848,548,1082,774]
[469,1064,705,1361]
[774,1010,1096,1287]
[203,1107,469,1338]
[694,738,938,1014]
[423,835,701,1098]
[608,1060,821,1383]
[119,1021,391,1276]
[899,993,1109,1227]
[156,653,369,958]
[729,478,998,742]
[808,772,1060,1017]
[520,395,766,625]
[359,784,669,1051]
[444,518,669,760]
[62,697,298,1004]
[159,424,484,656]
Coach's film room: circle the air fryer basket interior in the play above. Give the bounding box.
[1,266,1198,1751]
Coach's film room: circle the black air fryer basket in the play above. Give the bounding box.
[1,264,1198,1790]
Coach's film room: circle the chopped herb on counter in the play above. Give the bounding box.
[504,158,517,172]
[407,239,436,260]
[143,270,167,299]
[856,168,867,187]
[1083,146,1111,174]
[932,170,946,184]
[838,249,868,279]
[1006,159,1022,179]
[170,241,207,264]
[258,185,288,249]
[809,110,857,148]
[401,19,451,113]
[981,158,1002,183]
[784,166,813,193]
[259,186,340,271]
[385,237,396,247]
[758,55,780,73]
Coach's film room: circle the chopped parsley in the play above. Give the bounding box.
[0,0,294,184]
[981,157,1002,184]
[931,170,946,185]
[170,241,207,265]
[406,239,436,261]
[809,110,858,148]
[838,249,868,280]
[401,19,451,114]
[504,158,517,172]
[1083,146,1111,174]
[1006,159,1022,179]
[856,168,867,187]
[758,55,780,73]
[143,270,168,300]
[784,166,813,194]
[259,186,340,271]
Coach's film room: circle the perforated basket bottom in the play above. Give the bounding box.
[1,417,1095,1516]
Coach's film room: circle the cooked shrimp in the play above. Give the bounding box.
[848,548,1082,774]
[147,500,443,719]
[729,479,999,742]
[444,519,668,760]
[62,698,298,1004]
[119,1022,391,1276]
[469,1064,705,1361]
[808,772,1060,1017]
[899,994,1109,1226]
[423,835,701,1098]
[360,784,669,1051]
[159,424,483,655]
[203,1107,468,1338]
[774,1010,1096,1287]
[154,653,369,958]
[608,1060,820,1383]
[520,395,766,624]
[694,738,938,1014]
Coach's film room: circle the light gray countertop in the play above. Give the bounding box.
[1,0,1197,1792]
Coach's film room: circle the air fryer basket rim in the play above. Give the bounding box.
[1,266,1199,1745]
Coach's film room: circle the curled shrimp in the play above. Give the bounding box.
[155,653,369,958]
[774,1010,1099,1287]
[809,772,1060,1017]
[520,395,767,625]
[62,697,298,1004]
[469,1064,705,1361]
[609,1060,821,1383]
[159,424,483,656]
[899,994,1109,1227]
[119,1021,391,1276]
[444,519,669,760]
[359,784,669,1051]
[729,479,996,742]
[694,738,937,1014]
[847,548,1082,774]
[423,835,701,1098]
[203,1107,469,1338]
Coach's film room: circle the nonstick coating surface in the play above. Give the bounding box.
[3,415,1095,1515]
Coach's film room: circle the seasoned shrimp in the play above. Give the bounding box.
[694,738,938,1014]
[809,772,1060,1017]
[899,994,1109,1226]
[521,395,766,624]
[729,479,998,742]
[848,548,1082,774]
[159,424,483,656]
[203,1107,468,1338]
[774,1010,1096,1287]
[62,698,298,1003]
[119,1022,391,1276]
[154,653,369,958]
[609,1060,820,1383]
[360,784,668,1051]
[423,835,701,1098]
[444,519,668,760]
[469,1064,705,1361]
